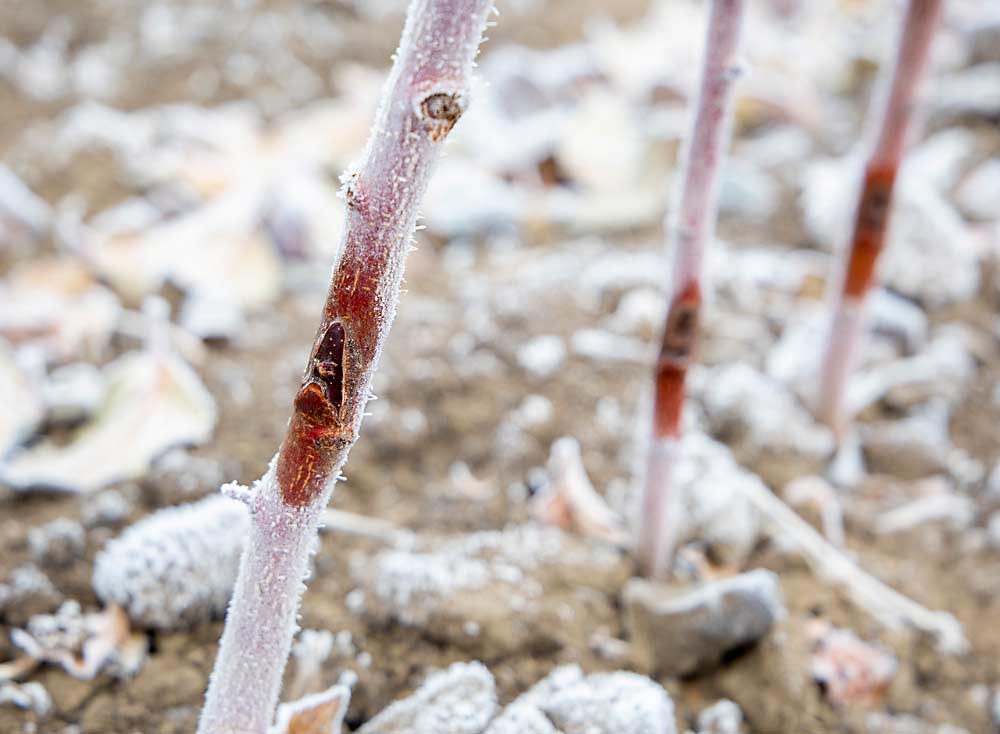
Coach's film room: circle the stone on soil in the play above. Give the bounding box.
[357,661,496,734]
[624,570,784,676]
[486,665,675,734]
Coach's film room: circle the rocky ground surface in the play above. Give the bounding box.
[1,0,1000,732]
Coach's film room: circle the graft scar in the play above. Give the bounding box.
[277,320,358,506]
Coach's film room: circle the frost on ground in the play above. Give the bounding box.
[486,664,675,734]
[92,494,248,629]
[351,524,629,654]
[355,661,675,734]
[357,662,497,734]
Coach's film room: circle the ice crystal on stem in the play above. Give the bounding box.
[635,0,746,580]
[197,2,495,732]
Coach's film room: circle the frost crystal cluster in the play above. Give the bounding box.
[92,494,249,629]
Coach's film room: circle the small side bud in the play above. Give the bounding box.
[418,92,465,141]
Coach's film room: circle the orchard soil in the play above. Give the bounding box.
[3,2,1000,733]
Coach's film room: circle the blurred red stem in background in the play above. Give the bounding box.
[635,0,745,580]
[817,0,942,436]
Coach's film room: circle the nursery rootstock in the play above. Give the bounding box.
[196,2,496,733]
[817,0,943,436]
[635,0,746,581]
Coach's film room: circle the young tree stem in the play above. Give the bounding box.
[635,0,745,580]
[817,0,942,435]
[197,2,494,732]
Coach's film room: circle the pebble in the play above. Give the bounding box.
[696,699,743,734]
[987,514,1000,552]
[357,662,497,734]
[517,335,566,378]
[623,570,784,676]
[0,566,62,627]
[28,519,86,568]
[861,404,951,480]
[955,159,1000,222]
[486,665,675,734]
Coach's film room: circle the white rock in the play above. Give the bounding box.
[0,165,52,237]
[40,362,104,424]
[517,335,566,378]
[875,492,975,535]
[358,662,497,734]
[697,699,743,734]
[571,329,650,364]
[869,290,928,354]
[670,432,762,565]
[608,288,663,337]
[719,159,778,222]
[487,665,676,734]
[987,514,1000,552]
[28,519,86,568]
[861,402,951,479]
[956,159,1000,221]
[699,362,833,461]
[902,129,977,193]
[932,63,1000,119]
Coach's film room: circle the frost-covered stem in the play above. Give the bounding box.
[197,3,494,732]
[635,0,745,580]
[817,0,941,436]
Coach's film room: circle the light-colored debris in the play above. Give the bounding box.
[532,437,626,543]
[874,491,975,535]
[28,519,86,568]
[986,514,1000,552]
[956,159,1000,221]
[321,509,415,547]
[0,165,51,242]
[1,307,217,493]
[0,342,44,458]
[0,258,121,363]
[670,432,762,566]
[93,494,248,629]
[0,567,62,627]
[719,159,778,222]
[785,475,845,547]
[556,89,645,194]
[848,330,976,416]
[861,402,952,480]
[486,664,676,734]
[733,474,968,653]
[517,335,566,378]
[571,329,651,364]
[808,621,897,707]
[932,63,1000,120]
[624,570,784,676]
[697,699,743,734]
[0,680,52,716]
[697,362,833,465]
[40,362,105,424]
[0,655,39,683]
[353,525,627,654]
[12,602,146,680]
[358,662,497,734]
[82,490,132,527]
[287,629,336,701]
[270,684,351,734]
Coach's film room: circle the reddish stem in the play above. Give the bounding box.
[197,3,494,732]
[817,0,942,435]
[635,0,745,580]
